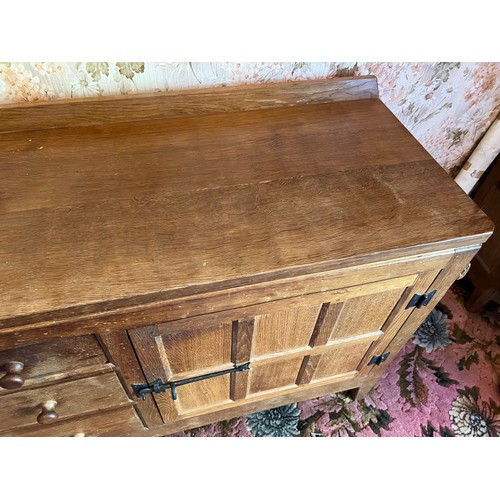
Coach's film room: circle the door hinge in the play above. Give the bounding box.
[406,290,437,309]
[132,362,250,401]
[368,352,391,366]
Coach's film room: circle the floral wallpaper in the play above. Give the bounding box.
[0,62,499,176]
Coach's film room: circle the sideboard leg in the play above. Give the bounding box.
[354,379,377,401]
[465,286,496,312]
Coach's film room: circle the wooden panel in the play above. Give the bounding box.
[296,355,322,385]
[0,76,379,134]
[0,102,430,216]
[1,406,146,437]
[0,372,130,431]
[0,88,492,327]
[0,249,453,339]
[312,339,376,381]
[329,288,405,340]
[231,369,250,402]
[355,272,439,383]
[309,302,344,347]
[231,319,254,401]
[127,326,177,424]
[248,358,303,395]
[159,322,232,376]
[0,335,106,392]
[97,331,163,428]
[147,275,417,341]
[129,321,234,420]
[176,375,232,414]
[127,276,415,420]
[232,319,254,365]
[357,249,479,398]
[0,77,493,439]
[252,304,321,357]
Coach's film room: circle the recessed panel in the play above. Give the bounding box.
[252,304,321,357]
[248,357,303,394]
[312,339,374,382]
[176,374,232,414]
[160,323,232,375]
[329,288,404,340]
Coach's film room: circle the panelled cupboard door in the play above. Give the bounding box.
[128,271,439,424]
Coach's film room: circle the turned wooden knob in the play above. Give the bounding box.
[0,361,25,389]
[457,263,471,280]
[37,400,59,424]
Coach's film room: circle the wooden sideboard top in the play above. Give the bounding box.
[0,77,493,328]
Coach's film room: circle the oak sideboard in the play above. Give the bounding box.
[0,77,493,436]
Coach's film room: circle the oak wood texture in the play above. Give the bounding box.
[252,304,322,356]
[0,78,492,333]
[0,76,379,134]
[0,77,493,436]
[128,273,415,424]
[146,274,422,335]
[0,372,131,432]
[127,249,483,435]
[356,248,479,398]
[0,335,107,392]
[0,406,146,437]
[230,319,254,401]
[96,330,163,427]
[0,249,454,350]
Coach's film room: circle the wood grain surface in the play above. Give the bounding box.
[0,406,146,437]
[0,78,493,330]
[0,248,452,341]
[0,76,379,134]
[0,335,106,388]
[0,371,130,431]
[0,78,494,437]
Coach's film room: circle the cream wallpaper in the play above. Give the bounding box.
[0,62,499,176]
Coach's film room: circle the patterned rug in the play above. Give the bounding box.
[172,280,500,437]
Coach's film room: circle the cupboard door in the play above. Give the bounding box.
[128,272,438,424]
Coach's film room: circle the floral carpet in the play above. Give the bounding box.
[172,281,500,437]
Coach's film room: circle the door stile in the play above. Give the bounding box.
[355,269,441,379]
[230,319,254,401]
[128,326,180,423]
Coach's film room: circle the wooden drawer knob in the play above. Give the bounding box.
[0,361,25,389]
[457,262,471,280]
[37,400,59,424]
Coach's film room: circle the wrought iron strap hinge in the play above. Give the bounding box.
[406,290,437,309]
[368,352,391,366]
[132,362,251,401]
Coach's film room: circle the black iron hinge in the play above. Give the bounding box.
[132,362,250,401]
[406,290,437,309]
[368,352,391,366]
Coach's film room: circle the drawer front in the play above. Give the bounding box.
[0,372,130,431]
[128,271,440,424]
[0,335,107,392]
[1,407,145,437]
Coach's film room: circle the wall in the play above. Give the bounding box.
[0,62,499,176]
